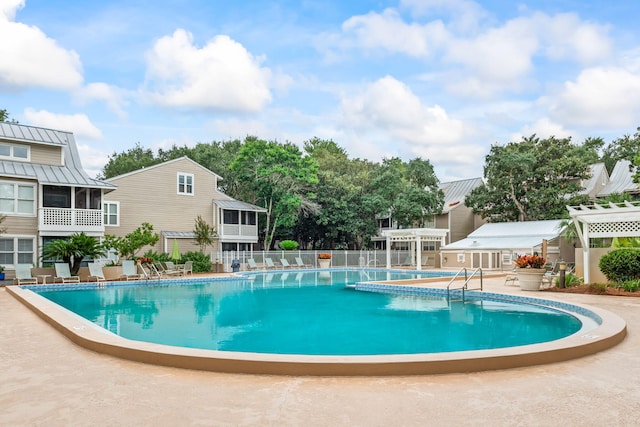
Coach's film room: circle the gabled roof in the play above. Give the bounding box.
[105,156,223,182]
[0,122,116,190]
[580,162,608,196]
[439,177,483,213]
[598,159,639,196]
[441,219,565,250]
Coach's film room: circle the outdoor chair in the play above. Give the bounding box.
[247,258,259,270]
[158,262,183,277]
[54,263,81,283]
[280,258,292,268]
[121,260,142,280]
[182,260,193,276]
[88,262,107,283]
[14,264,38,285]
[504,269,518,286]
[265,258,276,269]
[294,257,309,268]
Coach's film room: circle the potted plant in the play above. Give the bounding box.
[318,253,332,269]
[515,254,547,291]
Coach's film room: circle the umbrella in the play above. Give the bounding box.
[171,239,181,261]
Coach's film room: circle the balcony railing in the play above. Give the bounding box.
[218,223,259,241]
[38,207,104,233]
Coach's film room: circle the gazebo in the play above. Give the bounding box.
[568,201,640,283]
[381,228,449,270]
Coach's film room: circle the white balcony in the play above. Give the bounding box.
[38,207,104,234]
[218,223,259,242]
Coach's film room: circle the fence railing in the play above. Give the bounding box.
[210,250,420,272]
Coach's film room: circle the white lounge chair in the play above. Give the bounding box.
[265,258,276,269]
[295,257,309,268]
[88,262,107,283]
[158,262,183,277]
[280,258,292,268]
[14,264,37,285]
[247,258,259,270]
[121,260,142,280]
[54,263,80,283]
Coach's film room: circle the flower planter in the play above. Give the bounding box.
[516,268,546,291]
[318,259,331,269]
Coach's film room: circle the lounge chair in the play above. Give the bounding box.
[247,258,259,270]
[182,260,193,276]
[265,258,276,269]
[280,258,292,268]
[14,264,37,285]
[158,262,183,277]
[121,260,142,280]
[504,269,518,286]
[88,262,107,283]
[294,257,309,268]
[54,263,81,283]
[164,261,183,272]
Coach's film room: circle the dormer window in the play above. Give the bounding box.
[0,143,30,161]
[177,173,194,195]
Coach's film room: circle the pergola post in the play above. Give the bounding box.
[415,235,422,270]
[386,234,391,270]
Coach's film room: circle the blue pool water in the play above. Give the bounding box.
[33,269,583,355]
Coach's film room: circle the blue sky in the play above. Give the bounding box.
[2,0,640,180]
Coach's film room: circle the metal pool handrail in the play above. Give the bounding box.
[447,267,483,299]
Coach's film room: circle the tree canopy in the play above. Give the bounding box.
[465,135,602,222]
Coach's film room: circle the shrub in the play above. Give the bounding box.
[622,279,640,292]
[599,248,640,283]
[279,240,299,250]
[556,272,582,287]
[179,251,212,273]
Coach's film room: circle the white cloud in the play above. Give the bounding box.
[400,0,488,34]
[76,143,110,179]
[341,8,448,57]
[143,29,272,112]
[511,118,573,142]
[0,2,83,90]
[339,76,482,166]
[73,83,129,119]
[24,109,103,140]
[550,66,640,128]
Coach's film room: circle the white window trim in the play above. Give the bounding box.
[0,142,31,162]
[0,180,36,216]
[177,172,194,196]
[0,235,36,268]
[103,201,120,226]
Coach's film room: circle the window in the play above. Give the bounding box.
[43,185,71,208]
[241,211,256,225]
[103,201,119,226]
[177,173,194,195]
[223,210,239,224]
[0,237,34,265]
[0,143,30,161]
[0,182,35,215]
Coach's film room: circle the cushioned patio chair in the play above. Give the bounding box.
[120,260,142,280]
[14,264,38,285]
[54,263,81,283]
[88,262,107,283]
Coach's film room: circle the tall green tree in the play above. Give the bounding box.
[602,127,640,174]
[103,222,159,260]
[230,137,319,249]
[100,143,160,179]
[466,135,601,222]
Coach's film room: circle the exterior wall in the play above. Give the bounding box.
[30,144,62,166]
[574,247,611,284]
[3,215,38,235]
[104,158,229,253]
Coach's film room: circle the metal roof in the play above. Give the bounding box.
[0,122,69,146]
[162,231,197,238]
[580,162,608,196]
[598,159,638,196]
[213,199,267,212]
[439,177,483,213]
[0,123,116,190]
[441,219,564,250]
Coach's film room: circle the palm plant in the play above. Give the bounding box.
[42,232,105,275]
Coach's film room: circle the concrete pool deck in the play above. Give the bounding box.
[2,274,640,426]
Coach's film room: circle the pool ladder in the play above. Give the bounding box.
[446,267,483,301]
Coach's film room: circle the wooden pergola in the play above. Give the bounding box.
[567,201,640,283]
[381,228,449,270]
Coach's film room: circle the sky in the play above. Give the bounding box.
[2,0,640,181]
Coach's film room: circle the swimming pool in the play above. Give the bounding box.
[8,269,627,375]
[33,270,583,355]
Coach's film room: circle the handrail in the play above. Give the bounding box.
[446,267,483,299]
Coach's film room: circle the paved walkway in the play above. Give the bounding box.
[2,275,640,426]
